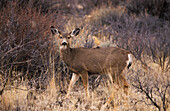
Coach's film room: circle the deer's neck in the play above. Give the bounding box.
[60,47,72,65]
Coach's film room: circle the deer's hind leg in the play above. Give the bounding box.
[111,66,129,95]
[110,66,129,92]
[119,74,129,95]
[102,71,119,109]
[104,67,129,107]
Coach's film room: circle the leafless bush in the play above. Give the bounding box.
[129,69,169,111]
[126,0,170,21]
[0,0,58,93]
[0,0,169,110]
[85,5,170,71]
[119,15,170,71]
[0,0,52,13]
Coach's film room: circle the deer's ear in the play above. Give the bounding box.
[50,26,61,35]
[70,28,80,36]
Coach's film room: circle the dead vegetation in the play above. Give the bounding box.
[0,0,169,111]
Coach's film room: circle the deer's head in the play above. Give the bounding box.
[50,26,80,50]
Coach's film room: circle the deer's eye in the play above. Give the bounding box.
[59,36,62,38]
[68,36,71,39]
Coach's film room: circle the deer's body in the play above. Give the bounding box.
[50,26,132,100]
[61,47,130,75]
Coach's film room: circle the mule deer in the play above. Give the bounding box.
[50,26,132,99]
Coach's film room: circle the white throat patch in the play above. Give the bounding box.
[60,45,67,50]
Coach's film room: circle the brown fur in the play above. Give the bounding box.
[50,26,132,99]
[61,47,129,75]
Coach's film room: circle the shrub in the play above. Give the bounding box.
[129,69,169,111]
[126,0,170,21]
[84,5,170,71]
[0,0,57,83]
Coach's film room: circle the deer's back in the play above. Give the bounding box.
[63,47,130,74]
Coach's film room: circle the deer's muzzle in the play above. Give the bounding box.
[62,42,67,46]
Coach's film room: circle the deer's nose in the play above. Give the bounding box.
[62,42,67,46]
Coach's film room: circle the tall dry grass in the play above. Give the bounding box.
[0,0,169,111]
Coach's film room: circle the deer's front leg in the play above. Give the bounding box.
[65,73,79,99]
[80,73,90,99]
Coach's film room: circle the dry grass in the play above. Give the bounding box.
[0,0,169,111]
[1,58,169,111]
